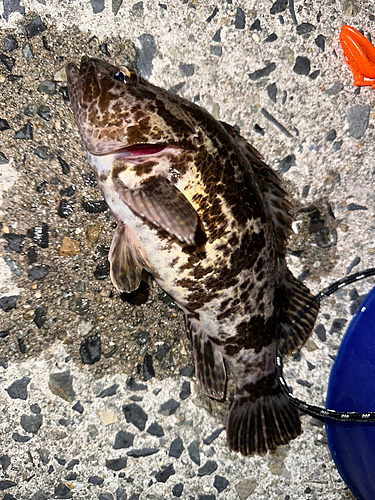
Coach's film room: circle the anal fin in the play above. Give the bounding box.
[187,317,227,400]
[278,260,320,355]
[108,221,157,293]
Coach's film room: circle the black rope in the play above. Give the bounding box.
[278,267,375,422]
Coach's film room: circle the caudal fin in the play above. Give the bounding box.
[226,391,301,455]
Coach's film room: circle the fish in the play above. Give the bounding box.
[66,56,319,455]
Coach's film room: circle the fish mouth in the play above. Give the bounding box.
[103,143,182,163]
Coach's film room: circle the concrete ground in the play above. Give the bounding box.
[1,0,375,498]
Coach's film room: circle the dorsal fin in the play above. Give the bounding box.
[220,121,293,256]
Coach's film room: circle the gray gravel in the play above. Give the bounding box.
[1,1,375,499]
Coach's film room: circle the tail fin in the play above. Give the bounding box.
[226,391,301,455]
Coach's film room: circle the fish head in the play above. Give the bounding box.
[66,56,198,157]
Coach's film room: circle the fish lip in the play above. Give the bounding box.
[94,143,178,159]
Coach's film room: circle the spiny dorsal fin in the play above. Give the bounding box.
[220,121,293,256]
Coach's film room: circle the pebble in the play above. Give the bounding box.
[72,401,84,414]
[235,478,257,499]
[58,199,75,218]
[169,436,184,458]
[0,481,17,490]
[14,121,33,139]
[69,297,90,315]
[93,261,110,280]
[6,377,30,400]
[25,16,47,38]
[20,413,43,434]
[123,403,148,431]
[296,379,313,388]
[315,324,326,342]
[172,483,184,497]
[98,494,113,500]
[96,383,119,398]
[234,7,245,29]
[127,447,160,457]
[203,427,225,445]
[59,86,69,101]
[159,398,180,416]
[133,330,150,345]
[105,458,127,471]
[137,34,156,80]
[88,476,104,485]
[345,256,360,275]
[147,421,164,437]
[187,439,200,465]
[80,334,101,364]
[98,411,117,426]
[0,53,15,71]
[277,154,296,174]
[210,46,222,57]
[37,105,52,121]
[116,489,128,500]
[59,237,80,257]
[0,455,11,470]
[325,129,336,141]
[347,203,367,211]
[22,103,35,117]
[126,377,147,391]
[315,34,325,50]
[179,380,191,400]
[34,145,53,159]
[66,459,79,471]
[329,318,347,334]
[212,28,221,42]
[27,224,49,248]
[198,495,216,500]
[267,82,277,102]
[34,305,48,328]
[22,43,33,60]
[81,200,108,213]
[3,233,25,252]
[347,104,370,140]
[57,156,70,174]
[0,118,10,130]
[197,460,218,476]
[48,370,76,402]
[270,0,287,14]
[296,23,316,35]
[12,432,30,443]
[3,35,18,52]
[143,353,155,381]
[248,62,276,80]
[293,56,310,75]
[324,81,343,95]
[265,33,277,42]
[155,463,175,483]
[261,108,292,138]
[332,140,343,151]
[113,430,135,449]
[179,63,195,77]
[214,475,229,493]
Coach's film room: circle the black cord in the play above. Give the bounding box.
[278,267,375,422]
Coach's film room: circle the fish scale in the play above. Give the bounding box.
[66,56,319,455]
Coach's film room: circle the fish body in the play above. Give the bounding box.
[66,57,319,455]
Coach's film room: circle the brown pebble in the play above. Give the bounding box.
[59,236,80,256]
[86,224,103,245]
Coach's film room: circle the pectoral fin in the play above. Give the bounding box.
[108,221,157,293]
[114,175,200,245]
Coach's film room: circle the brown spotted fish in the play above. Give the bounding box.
[66,56,319,455]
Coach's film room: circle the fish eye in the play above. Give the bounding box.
[114,71,128,83]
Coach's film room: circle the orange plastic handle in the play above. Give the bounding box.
[339,25,375,87]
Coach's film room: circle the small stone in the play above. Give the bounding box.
[0,295,18,312]
[58,199,74,218]
[235,478,257,500]
[72,401,84,413]
[20,414,43,434]
[187,439,200,465]
[143,353,155,381]
[98,494,113,500]
[22,43,33,59]
[123,403,148,431]
[179,380,191,400]
[37,105,52,121]
[12,432,31,443]
[203,427,225,445]
[0,118,10,130]
[198,460,217,476]
[34,305,47,328]
[347,203,367,211]
[179,64,195,77]
[133,330,150,345]
[113,430,135,449]
[159,398,180,416]
[249,19,261,31]
[347,104,370,140]
[0,481,17,490]
[69,297,90,316]
[57,156,70,175]
[315,323,326,342]
[27,224,49,248]
[28,265,50,282]
[155,463,175,483]
[94,261,110,280]
[265,33,277,42]
[214,475,229,493]
[97,384,119,398]
[180,365,194,377]
[315,34,325,51]
[0,455,11,471]
[59,237,80,257]
[37,80,56,95]
[172,483,184,497]
[34,145,53,160]
[66,459,79,471]
[155,342,171,361]
[248,62,276,80]
[116,488,128,500]
[329,318,347,334]
[80,334,101,364]
[198,496,215,500]
[266,82,277,102]
[90,0,104,13]
[296,378,313,388]
[6,377,30,400]
[49,371,76,402]
[0,151,9,165]
[210,45,222,57]
[0,53,15,71]
[106,458,127,471]
[326,129,336,141]
[234,7,245,29]
[81,200,108,213]
[98,411,117,426]
[293,56,310,76]
[277,154,296,174]
[88,476,104,485]
[137,33,156,80]
[169,436,184,458]
[127,447,159,457]
[324,81,343,95]
[15,121,33,139]
[315,228,331,248]
[126,377,147,391]
[270,0,287,14]
[25,16,47,38]
[212,28,221,42]
[296,23,316,35]
[3,35,18,52]
[147,422,164,437]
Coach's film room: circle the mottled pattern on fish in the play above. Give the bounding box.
[66,57,319,455]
